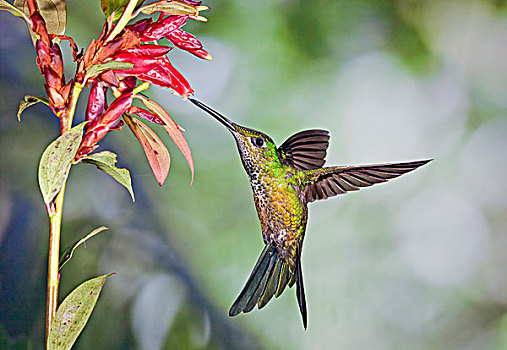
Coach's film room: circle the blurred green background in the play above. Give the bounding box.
[1,0,507,349]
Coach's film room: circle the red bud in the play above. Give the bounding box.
[109,119,124,130]
[36,39,51,68]
[112,53,160,75]
[44,67,63,90]
[50,44,64,77]
[138,65,173,88]
[86,80,108,122]
[30,12,50,46]
[100,92,133,126]
[159,56,193,98]
[188,48,212,60]
[167,29,202,51]
[119,76,138,92]
[120,44,172,58]
[125,18,153,35]
[47,86,65,107]
[141,15,188,42]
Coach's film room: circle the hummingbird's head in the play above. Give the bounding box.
[189,98,279,177]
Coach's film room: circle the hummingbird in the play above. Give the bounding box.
[189,98,431,329]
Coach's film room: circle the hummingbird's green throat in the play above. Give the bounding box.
[189,98,432,329]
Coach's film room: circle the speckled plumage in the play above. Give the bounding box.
[233,126,308,266]
[190,98,432,329]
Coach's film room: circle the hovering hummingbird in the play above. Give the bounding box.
[189,98,431,329]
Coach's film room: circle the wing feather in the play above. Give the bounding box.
[305,159,432,202]
[278,130,330,170]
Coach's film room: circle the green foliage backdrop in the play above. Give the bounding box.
[1,0,506,349]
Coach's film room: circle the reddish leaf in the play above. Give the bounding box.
[128,106,164,125]
[124,114,170,186]
[137,96,194,185]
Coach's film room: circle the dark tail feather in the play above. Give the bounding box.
[275,262,290,298]
[296,253,307,329]
[229,244,308,328]
[258,258,282,309]
[229,245,277,316]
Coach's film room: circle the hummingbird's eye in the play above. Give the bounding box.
[252,137,265,148]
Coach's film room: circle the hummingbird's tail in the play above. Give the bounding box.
[229,244,308,329]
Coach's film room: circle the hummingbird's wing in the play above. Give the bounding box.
[304,159,432,202]
[278,130,330,170]
[229,243,308,329]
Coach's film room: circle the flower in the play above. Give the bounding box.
[28,1,208,184]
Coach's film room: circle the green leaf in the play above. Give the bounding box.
[13,0,67,45]
[47,273,114,350]
[17,95,49,121]
[101,0,129,21]
[81,151,135,202]
[38,122,87,207]
[139,1,200,16]
[0,0,30,22]
[59,226,109,270]
[84,60,134,83]
[101,0,146,21]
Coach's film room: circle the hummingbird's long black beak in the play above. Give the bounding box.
[189,98,236,132]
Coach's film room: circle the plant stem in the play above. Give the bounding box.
[105,0,142,42]
[45,82,82,341]
[46,182,66,340]
[60,82,83,133]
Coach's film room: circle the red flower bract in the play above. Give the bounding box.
[77,92,133,159]
[85,81,107,122]
[140,15,188,42]
[68,2,209,178]
[167,29,202,50]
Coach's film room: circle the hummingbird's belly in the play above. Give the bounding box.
[252,178,307,262]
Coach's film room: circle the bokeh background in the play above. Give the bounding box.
[1,0,507,349]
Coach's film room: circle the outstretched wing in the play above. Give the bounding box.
[304,159,432,202]
[278,130,330,170]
